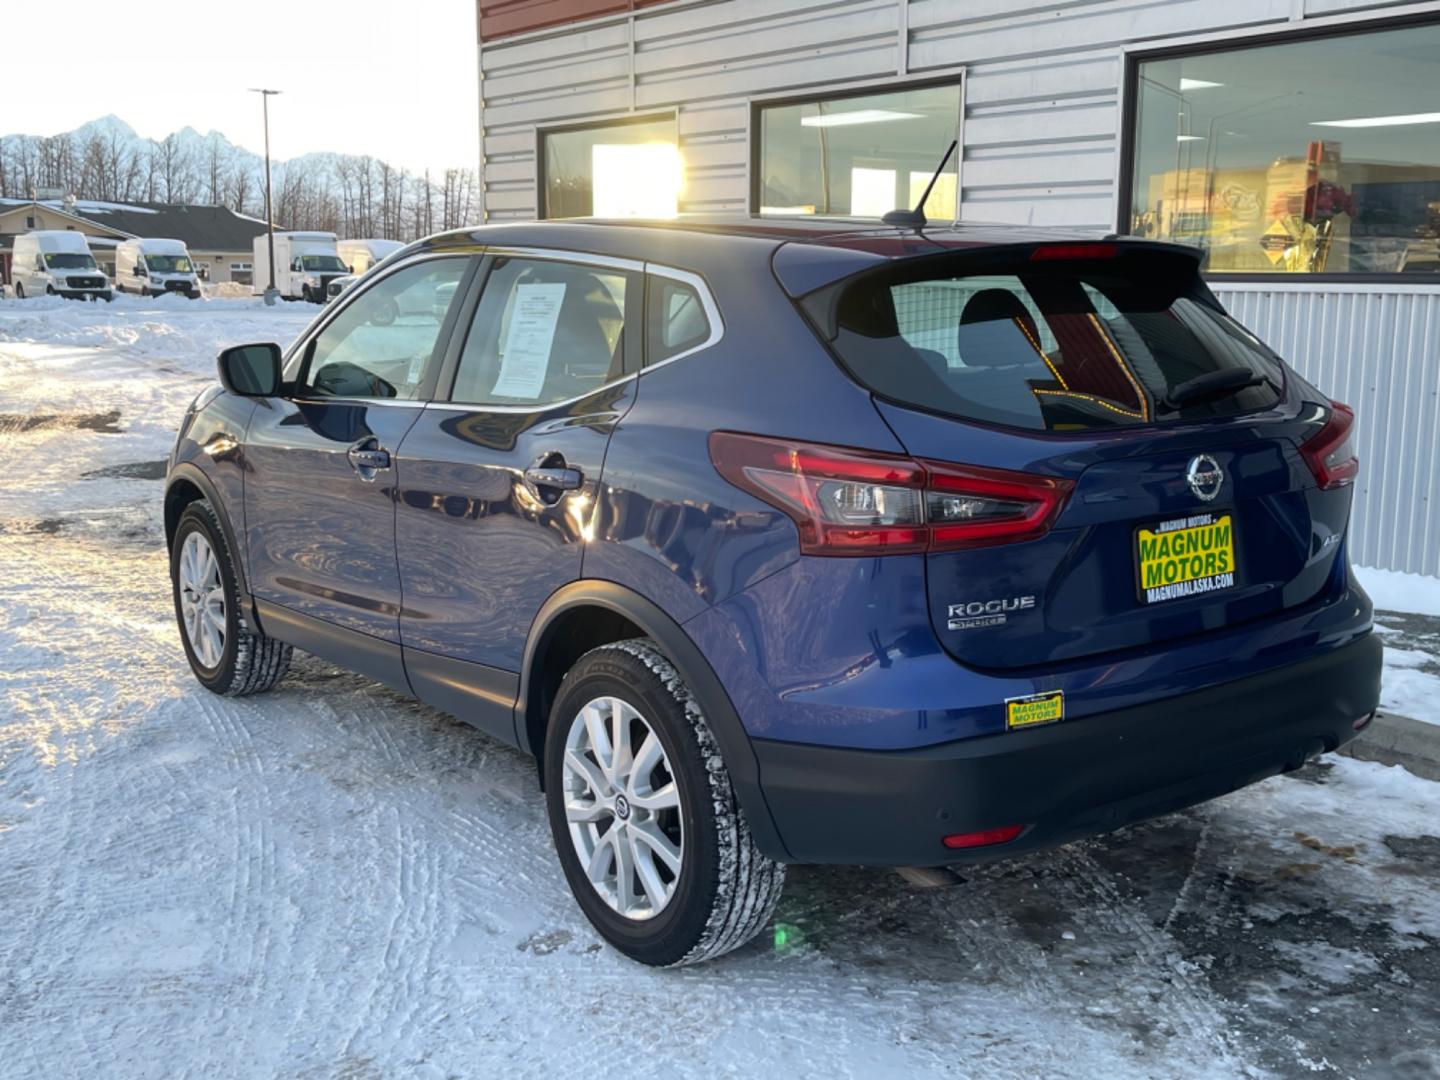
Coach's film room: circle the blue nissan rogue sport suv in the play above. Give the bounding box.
[166,219,1381,966]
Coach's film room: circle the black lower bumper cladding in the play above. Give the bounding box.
[754,634,1383,866]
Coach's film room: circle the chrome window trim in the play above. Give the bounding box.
[480,245,646,274]
[426,249,725,415]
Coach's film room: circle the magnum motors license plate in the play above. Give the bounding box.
[1135,512,1237,605]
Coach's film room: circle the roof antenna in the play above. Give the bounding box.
[882,139,957,230]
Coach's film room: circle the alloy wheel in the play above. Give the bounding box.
[561,695,684,920]
[178,531,226,668]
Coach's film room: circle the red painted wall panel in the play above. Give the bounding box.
[479,0,677,42]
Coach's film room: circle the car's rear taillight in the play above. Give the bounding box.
[1300,401,1359,491]
[708,432,1074,556]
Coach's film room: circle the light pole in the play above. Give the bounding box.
[249,88,281,306]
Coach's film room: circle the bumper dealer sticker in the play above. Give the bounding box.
[1006,690,1064,730]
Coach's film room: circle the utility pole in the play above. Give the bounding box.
[249,88,281,305]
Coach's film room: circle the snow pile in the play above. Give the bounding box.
[1377,647,1440,724]
[1355,566,1440,617]
[0,294,315,373]
[1356,569,1440,727]
[204,281,256,299]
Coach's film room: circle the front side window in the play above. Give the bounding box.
[757,82,961,219]
[815,249,1283,433]
[541,115,680,219]
[301,258,468,400]
[451,257,634,406]
[1129,23,1440,275]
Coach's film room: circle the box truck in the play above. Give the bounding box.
[10,232,112,301]
[326,239,406,302]
[337,238,403,276]
[115,238,201,298]
[252,231,348,302]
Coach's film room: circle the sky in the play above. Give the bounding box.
[3,0,480,174]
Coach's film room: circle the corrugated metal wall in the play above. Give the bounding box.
[479,0,1435,222]
[1213,283,1440,576]
[478,0,1440,575]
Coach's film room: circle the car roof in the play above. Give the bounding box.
[427,214,1109,252]
[411,216,1192,297]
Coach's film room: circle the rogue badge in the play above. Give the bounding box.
[948,595,1036,631]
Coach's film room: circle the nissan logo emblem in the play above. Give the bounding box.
[1186,454,1224,502]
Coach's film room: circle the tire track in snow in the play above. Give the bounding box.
[1051,843,1245,1072]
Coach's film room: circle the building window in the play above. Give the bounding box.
[1127,22,1440,275]
[755,82,961,219]
[540,115,680,220]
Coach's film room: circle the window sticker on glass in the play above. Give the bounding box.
[492,283,567,400]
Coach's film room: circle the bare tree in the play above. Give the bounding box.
[1,120,481,237]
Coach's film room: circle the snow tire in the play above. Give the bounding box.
[544,639,785,967]
[171,499,291,696]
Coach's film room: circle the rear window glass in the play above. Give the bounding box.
[817,253,1284,432]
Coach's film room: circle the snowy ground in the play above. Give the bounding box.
[2,296,1439,1079]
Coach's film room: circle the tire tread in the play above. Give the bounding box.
[177,500,291,696]
[605,639,785,966]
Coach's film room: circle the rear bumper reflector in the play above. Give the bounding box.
[941,824,1025,850]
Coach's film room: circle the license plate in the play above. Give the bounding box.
[1135,512,1237,605]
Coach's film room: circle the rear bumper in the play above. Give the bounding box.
[752,633,1382,866]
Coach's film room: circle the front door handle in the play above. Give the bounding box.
[347,439,391,479]
[523,465,583,492]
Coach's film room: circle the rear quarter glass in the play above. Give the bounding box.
[803,247,1285,434]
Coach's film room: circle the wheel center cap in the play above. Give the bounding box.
[613,794,631,821]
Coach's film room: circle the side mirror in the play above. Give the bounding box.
[135,266,146,277]
[217,343,283,397]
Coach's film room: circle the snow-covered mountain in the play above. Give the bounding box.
[0,114,480,238]
[12,114,344,179]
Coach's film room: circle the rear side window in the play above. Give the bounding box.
[646,275,711,365]
[817,251,1284,432]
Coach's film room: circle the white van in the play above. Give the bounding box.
[337,238,403,277]
[115,238,201,298]
[252,231,348,302]
[10,232,112,301]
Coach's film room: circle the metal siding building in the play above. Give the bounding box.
[476,0,1440,575]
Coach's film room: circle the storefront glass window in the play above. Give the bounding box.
[541,116,680,220]
[757,83,961,220]
[1129,24,1440,275]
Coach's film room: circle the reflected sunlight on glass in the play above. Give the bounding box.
[592,143,684,219]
